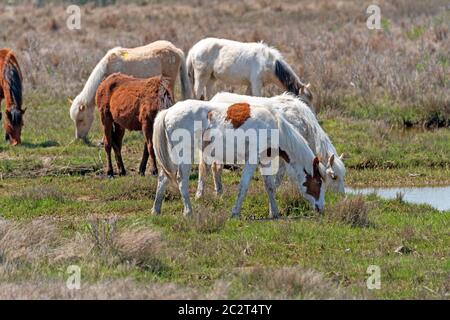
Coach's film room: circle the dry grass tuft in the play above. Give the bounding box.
[172,206,228,234]
[238,266,355,299]
[0,279,201,300]
[0,218,60,264]
[114,226,164,271]
[326,196,371,227]
[11,186,65,202]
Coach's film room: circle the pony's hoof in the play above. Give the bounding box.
[151,208,160,215]
[139,171,145,177]
[107,172,114,179]
[119,171,126,177]
[151,169,158,177]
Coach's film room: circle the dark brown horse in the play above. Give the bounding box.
[0,49,24,145]
[95,73,173,178]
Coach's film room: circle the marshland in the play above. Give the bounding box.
[0,0,448,299]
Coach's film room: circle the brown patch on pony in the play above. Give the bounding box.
[302,157,322,200]
[265,148,290,163]
[207,111,213,121]
[226,103,251,128]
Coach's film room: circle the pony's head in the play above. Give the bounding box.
[302,156,326,212]
[299,83,313,105]
[69,97,93,139]
[4,106,25,145]
[319,154,346,194]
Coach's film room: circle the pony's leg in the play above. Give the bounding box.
[101,113,115,178]
[138,143,149,176]
[205,79,216,100]
[195,151,208,199]
[194,73,208,100]
[111,123,126,176]
[142,118,158,176]
[231,163,257,218]
[274,160,287,189]
[178,164,193,216]
[212,162,223,195]
[261,171,280,219]
[152,173,168,215]
[250,77,263,96]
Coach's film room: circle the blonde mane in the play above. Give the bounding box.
[76,48,116,107]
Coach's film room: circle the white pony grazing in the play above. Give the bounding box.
[69,40,191,139]
[197,92,346,195]
[186,38,312,102]
[152,99,325,218]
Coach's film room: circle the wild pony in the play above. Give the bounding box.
[0,49,24,145]
[151,99,325,218]
[70,40,191,139]
[195,92,346,197]
[95,73,173,178]
[186,38,313,102]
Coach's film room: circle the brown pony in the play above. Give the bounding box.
[95,73,173,178]
[0,49,24,145]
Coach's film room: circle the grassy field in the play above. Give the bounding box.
[0,0,449,299]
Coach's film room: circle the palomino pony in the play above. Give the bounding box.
[0,49,24,145]
[151,99,325,217]
[70,40,191,139]
[95,74,173,178]
[196,92,346,197]
[186,38,313,103]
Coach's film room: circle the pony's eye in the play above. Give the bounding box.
[332,175,338,180]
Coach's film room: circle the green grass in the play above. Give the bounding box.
[0,94,449,299]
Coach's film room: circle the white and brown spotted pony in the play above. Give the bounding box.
[186,38,312,102]
[152,99,325,218]
[199,92,346,195]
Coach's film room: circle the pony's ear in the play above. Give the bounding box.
[328,154,335,167]
[318,162,327,179]
[339,153,344,160]
[68,97,73,105]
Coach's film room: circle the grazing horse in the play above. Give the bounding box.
[0,49,24,145]
[151,99,325,218]
[186,38,312,102]
[195,92,346,197]
[70,40,191,139]
[95,74,173,178]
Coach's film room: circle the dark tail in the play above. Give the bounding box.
[274,59,301,95]
[4,58,23,126]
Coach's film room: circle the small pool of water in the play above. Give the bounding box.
[346,185,450,212]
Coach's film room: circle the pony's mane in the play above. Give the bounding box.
[77,48,120,106]
[274,56,304,95]
[3,54,23,126]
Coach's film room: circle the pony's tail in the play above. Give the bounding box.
[178,52,192,100]
[152,109,178,187]
[186,51,195,96]
[4,57,23,126]
[273,109,315,175]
